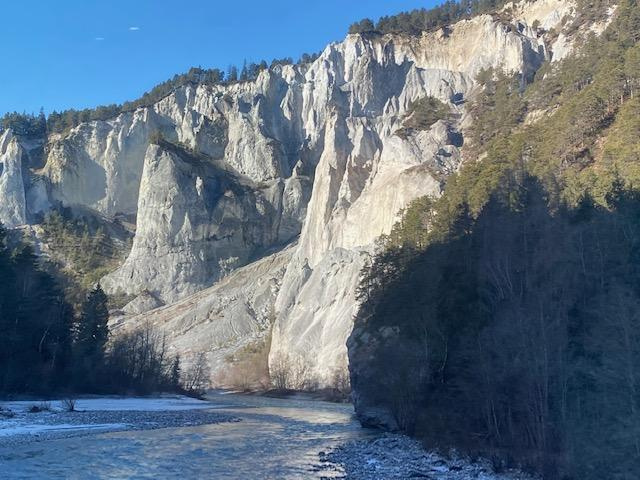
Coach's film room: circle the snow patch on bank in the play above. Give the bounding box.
[0,395,233,445]
[1,395,215,413]
[0,422,128,438]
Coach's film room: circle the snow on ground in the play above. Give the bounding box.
[0,394,214,413]
[0,395,237,446]
[0,422,128,438]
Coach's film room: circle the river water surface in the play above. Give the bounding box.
[0,392,377,479]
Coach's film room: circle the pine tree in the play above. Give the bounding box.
[75,284,110,387]
[624,45,640,97]
[227,65,238,83]
[240,60,248,82]
[349,18,375,34]
[1,239,74,392]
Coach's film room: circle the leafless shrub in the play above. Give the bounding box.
[62,398,77,412]
[106,323,180,394]
[217,337,271,392]
[330,368,352,396]
[269,353,316,390]
[29,401,52,413]
[219,356,269,392]
[269,353,290,390]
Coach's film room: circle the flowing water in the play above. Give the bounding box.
[0,392,377,479]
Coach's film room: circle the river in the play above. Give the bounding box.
[0,392,377,479]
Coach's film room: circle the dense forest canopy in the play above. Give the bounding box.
[0,110,47,137]
[39,208,133,307]
[351,0,640,478]
[0,227,73,393]
[354,177,640,479]
[349,0,509,35]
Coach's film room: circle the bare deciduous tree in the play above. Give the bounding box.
[269,353,316,390]
[182,352,211,396]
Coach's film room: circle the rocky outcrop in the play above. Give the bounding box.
[0,130,27,228]
[122,290,164,316]
[42,68,314,302]
[347,322,405,431]
[0,130,51,228]
[41,69,313,218]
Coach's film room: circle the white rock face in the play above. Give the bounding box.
[2,0,579,381]
[271,248,367,377]
[42,71,311,217]
[0,130,27,228]
[544,1,616,62]
[42,69,315,302]
[101,143,286,303]
[269,1,574,382]
[509,0,574,31]
[110,246,293,377]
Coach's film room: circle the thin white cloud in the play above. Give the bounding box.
[128,26,140,31]
[95,37,105,41]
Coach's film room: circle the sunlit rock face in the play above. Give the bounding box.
[0,130,27,228]
[110,246,294,377]
[270,0,574,382]
[100,142,289,303]
[42,68,314,303]
[3,0,576,381]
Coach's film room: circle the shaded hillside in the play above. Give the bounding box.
[349,0,640,478]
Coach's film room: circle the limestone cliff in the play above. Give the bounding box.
[269,0,573,381]
[0,130,27,228]
[101,141,286,302]
[110,246,293,376]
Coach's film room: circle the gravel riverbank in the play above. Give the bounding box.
[317,434,536,480]
[0,396,238,447]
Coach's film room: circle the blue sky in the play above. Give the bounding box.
[0,0,436,114]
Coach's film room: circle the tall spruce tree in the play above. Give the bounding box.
[0,236,74,393]
[75,284,109,388]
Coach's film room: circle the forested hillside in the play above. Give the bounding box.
[349,0,509,35]
[349,0,640,478]
[0,224,186,396]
